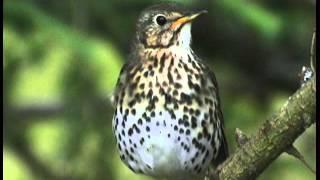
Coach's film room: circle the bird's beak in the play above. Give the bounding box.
[171,10,207,30]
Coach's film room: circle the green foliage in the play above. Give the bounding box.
[216,0,282,40]
[4,2,122,104]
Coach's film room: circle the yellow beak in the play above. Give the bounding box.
[171,10,207,30]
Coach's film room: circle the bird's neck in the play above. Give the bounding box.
[136,23,194,62]
[139,45,194,64]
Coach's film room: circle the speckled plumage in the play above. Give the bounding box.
[111,3,228,180]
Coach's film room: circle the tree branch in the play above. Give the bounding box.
[4,103,65,120]
[213,77,315,180]
[3,96,111,122]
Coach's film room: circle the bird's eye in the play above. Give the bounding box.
[155,15,167,26]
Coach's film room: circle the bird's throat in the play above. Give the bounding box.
[138,23,193,60]
[177,23,192,49]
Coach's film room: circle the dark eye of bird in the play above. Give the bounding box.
[156,15,167,26]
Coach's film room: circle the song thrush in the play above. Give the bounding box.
[111,3,228,180]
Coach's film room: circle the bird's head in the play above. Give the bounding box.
[135,3,207,49]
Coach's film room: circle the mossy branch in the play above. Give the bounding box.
[210,77,316,180]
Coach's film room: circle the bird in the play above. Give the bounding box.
[111,3,228,180]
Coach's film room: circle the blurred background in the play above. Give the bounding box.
[3,0,316,180]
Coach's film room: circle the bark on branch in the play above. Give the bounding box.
[213,77,316,180]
